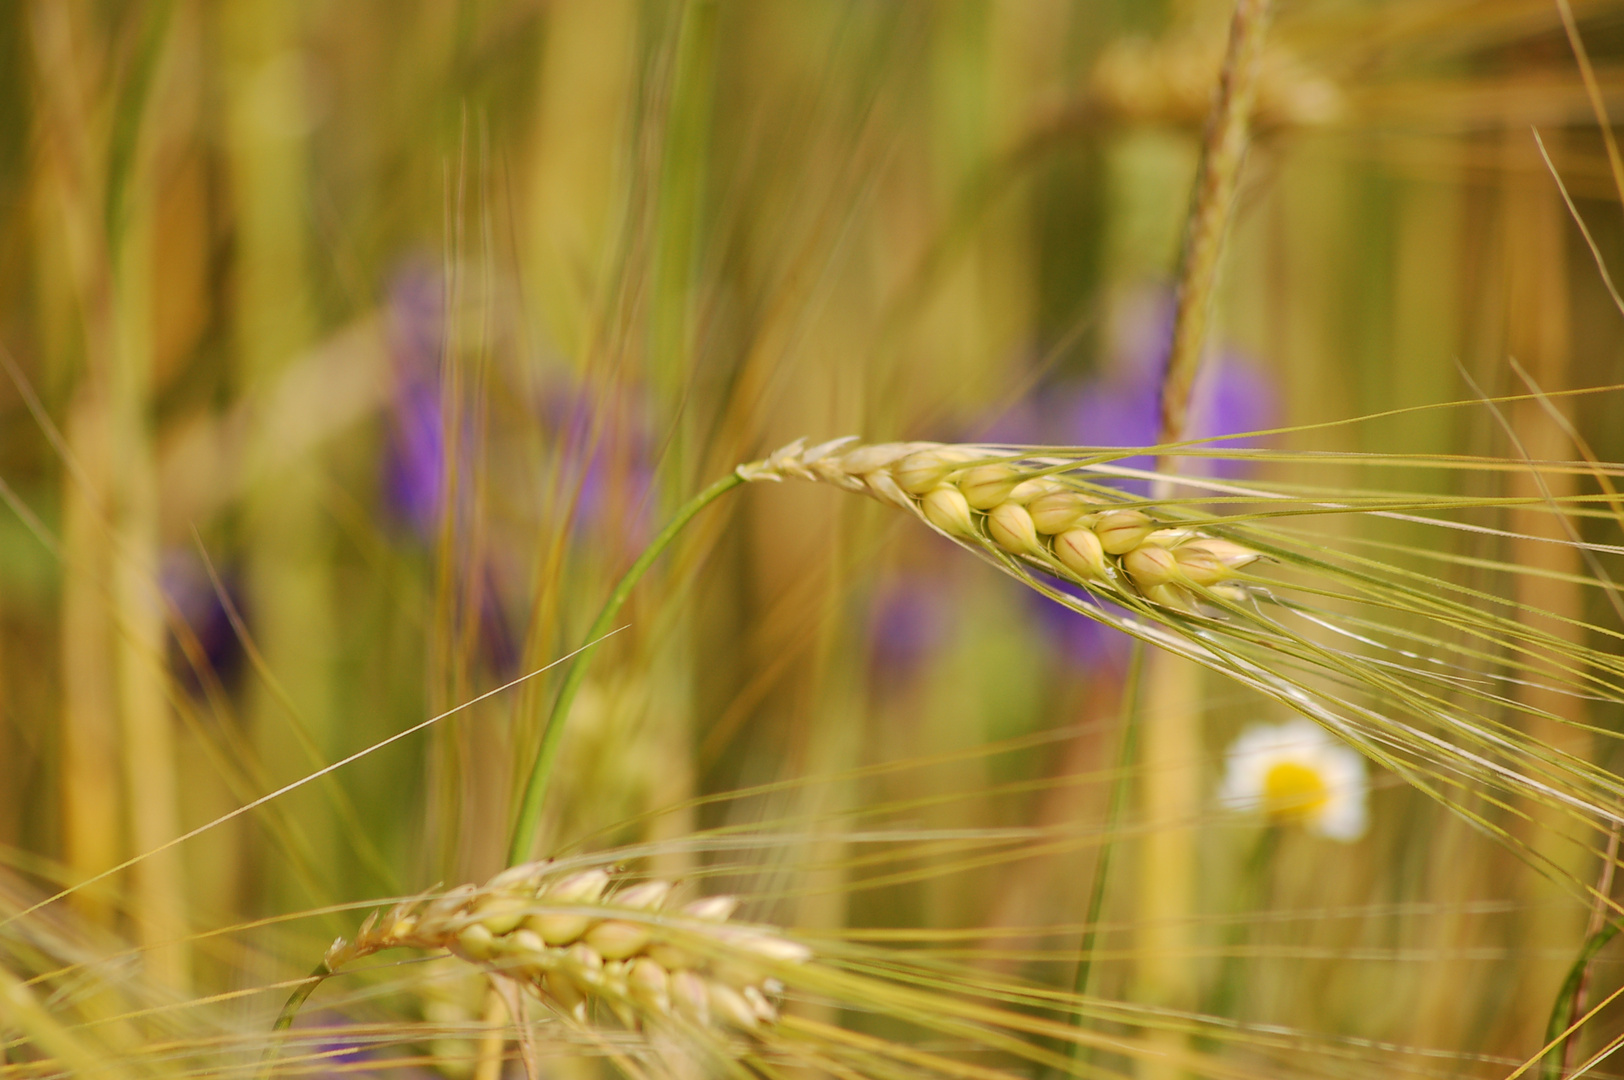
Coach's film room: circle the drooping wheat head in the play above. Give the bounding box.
[739,434,1624,904]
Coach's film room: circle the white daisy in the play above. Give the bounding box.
[1217,719,1369,841]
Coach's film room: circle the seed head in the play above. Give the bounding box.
[1174,538,1262,585]
[1008,477,1066,503]
[831,442,929,476]
[737,440,1271,640]
[707,983,762,1031]
[629,957,672,1014]
[893,447,973,496]
[525,868,610,944]
[682,896,740,922]
[325,864,809,1039]
[672,969,711,1025]
[614,880,673,910]
[475,893,532,936]
[454,922,497,962]
[585,919,652,960]
[551,869,611,903]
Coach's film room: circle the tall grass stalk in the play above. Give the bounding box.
[28,0,190,987]
[1156,3,1272,1068]
[221,0,337,919]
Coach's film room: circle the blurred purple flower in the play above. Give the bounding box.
[161,551,246,696]
[537,376,657,555]
[1032,576,1133,672]
[381,261,446,539]
[297,1012,373,1075]
[378,259,520,676]
[988,289,1276,492]
[867,575,953,685]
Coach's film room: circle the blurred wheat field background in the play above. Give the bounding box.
[9,0,1624,1076]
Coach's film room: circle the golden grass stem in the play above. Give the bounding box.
[221,0,336,916]
[471,986,509,1080]
[1142,7,1271,1072]
[1553,0,1624,212]
[30,0,190,983]
[1159,0,1273,447]
[507,470,745,864]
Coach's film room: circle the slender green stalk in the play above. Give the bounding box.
[259,962,332,1080]
[506,470,745,864]
[1067,640,1144,1068]
[1545,825,1622,1080]
[1543,919,1621,1080]
[1202,825,1280,1032]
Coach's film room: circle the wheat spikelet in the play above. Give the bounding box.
[322,861,809,1040]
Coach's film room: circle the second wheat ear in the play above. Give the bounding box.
[263,861,812,1080]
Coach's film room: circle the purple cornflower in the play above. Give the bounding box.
[380,260,446,539]
[161,551,247,696]
[377,258,520,677]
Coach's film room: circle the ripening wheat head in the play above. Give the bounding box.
[739,436,1624,897]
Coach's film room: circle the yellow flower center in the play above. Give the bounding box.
[1261,760,1329,822]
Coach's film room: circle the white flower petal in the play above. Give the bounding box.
[1217,720,1370,841]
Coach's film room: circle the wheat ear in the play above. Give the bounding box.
[263,861,810,1077]
[738,437,1262,612]
[735,437,1624,852]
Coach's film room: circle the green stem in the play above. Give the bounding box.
[1068,640,1145,1067]
[259,961,331,1080]
[1203,825,1280,1032]
[1542,918,1622,1080]
[506,470,746,865]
